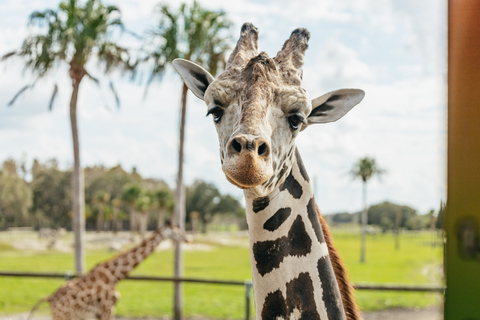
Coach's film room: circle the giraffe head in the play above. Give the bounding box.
[174,23,364,197]
[160,225,189,243]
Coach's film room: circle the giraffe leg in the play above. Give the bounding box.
[317,206,363,320]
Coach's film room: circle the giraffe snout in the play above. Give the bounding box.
[227,135,270,158]
[223,135,273,189]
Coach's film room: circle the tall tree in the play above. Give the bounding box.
[31,162,72,229]
[0,161,32,230]
[350,156,385,263]
[186,180,220,233]
[154,188,174,228]
[144,2,232,318]
[134,191,154,239]
[121,183,143,240]
[93,190,110,233]
[2,0,132,274]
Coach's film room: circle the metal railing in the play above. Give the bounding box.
[0,271,445,319]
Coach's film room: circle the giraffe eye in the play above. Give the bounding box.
[288,114,305,130]
[206,107,224,123]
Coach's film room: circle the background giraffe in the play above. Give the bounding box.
[173,23,364,319]
[28,226,186,320]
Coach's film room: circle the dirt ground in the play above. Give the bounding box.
[0,305,443,320]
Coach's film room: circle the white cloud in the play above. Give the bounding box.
[305,38,371,93]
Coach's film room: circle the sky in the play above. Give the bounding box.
[0,0,447,215]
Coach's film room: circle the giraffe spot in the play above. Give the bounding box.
[252,196,270,213]
[317,256,346,320]
[295,148,310,182]
[280,170,303,199]
[263,207,291,232]
[253,215,311,276]
[262,290,286,319]
[307,197,326,243]
[262,273,320,320]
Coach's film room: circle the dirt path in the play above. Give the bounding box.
[0,306,443,320]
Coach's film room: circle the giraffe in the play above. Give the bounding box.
[28,226,186,320]
[173,23,364,320]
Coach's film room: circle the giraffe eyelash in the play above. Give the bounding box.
[206,106,224,123]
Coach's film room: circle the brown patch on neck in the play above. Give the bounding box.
[316,205,363,320]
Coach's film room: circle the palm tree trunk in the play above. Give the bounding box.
[174,83,188,320]
[395,208,402,250]
[360,181,367,263]
[130,208,137,241]
[70,79,85,274]
[112,206,118,234]
[139,213,148,239]
[96,207,104,233]
[157,209,165,229]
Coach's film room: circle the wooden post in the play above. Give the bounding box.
[446,0,480,318]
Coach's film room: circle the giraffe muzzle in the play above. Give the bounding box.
[222,135,273,189]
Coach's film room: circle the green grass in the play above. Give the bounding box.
[0,230,443,318]
[332,230,443,311]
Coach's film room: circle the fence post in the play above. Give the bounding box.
[244,280,253,320]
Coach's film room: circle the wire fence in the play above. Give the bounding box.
[0,271,445,320]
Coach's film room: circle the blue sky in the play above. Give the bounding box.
[0,0,447,214]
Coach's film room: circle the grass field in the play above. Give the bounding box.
[0,229,443,319]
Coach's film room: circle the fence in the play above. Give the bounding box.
[0,271,444,320]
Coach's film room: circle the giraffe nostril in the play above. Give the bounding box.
[258,142,268,156]
[232,138,242,153]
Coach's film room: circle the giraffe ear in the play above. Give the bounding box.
[307,89,365,125]
[172,59,215,100]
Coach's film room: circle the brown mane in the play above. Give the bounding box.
[317,205,363,320]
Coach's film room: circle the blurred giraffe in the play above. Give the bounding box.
[28,226,186,320]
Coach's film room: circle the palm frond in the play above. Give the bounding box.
[109,81,120,109]
[85,70,99,84]
[7,82,36,107]
[48,84,58,111]
[141,0,232,92]
[1,51,17,61]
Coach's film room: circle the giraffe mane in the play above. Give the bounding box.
[317,205,363,320]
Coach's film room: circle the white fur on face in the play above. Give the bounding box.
[205,77,312,197]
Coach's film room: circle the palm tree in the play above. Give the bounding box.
[121,183,143,241]
[93,190,110,233]
[111,198,122,234]
[2,0,132,274]
[134,192,153,239]
[154,188,174,229]
[350,157,385,263]
[144,2,232,319]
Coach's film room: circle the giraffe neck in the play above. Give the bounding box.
[244,148,346,320]
[97,227,167,282]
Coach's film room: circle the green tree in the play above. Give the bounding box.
[367,201,417,230]
[3,0,133,274]
[154,188,174,228]
[121,183,143,240]
[0,162,32,230]
[30,161,72,229]
[134,192,154,238]
[186,180,220,233]
[111,198,123,234]
[436,201,446,230]
[350,156,385,263]
[213,194,245,218]
[144,3,232,317]
[93,190,110,232]
[85,165,136,207]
